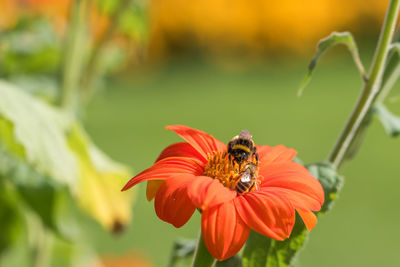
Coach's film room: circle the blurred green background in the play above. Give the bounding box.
[1,0,400,266]
[84,56,400,266]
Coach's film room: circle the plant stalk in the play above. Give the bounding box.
[328,0,400,168]
[59,0,90,112]
[27,212,52,267]
[191,231,216,267]
[81,0,132,101]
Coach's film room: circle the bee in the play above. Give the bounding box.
[235,162,258,194]
[227,130,258,164]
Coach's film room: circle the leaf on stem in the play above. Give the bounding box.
[0,80,78,190]
[380,43,400,102]
[0,18,61,77]
[168,239,197,267]
[68,124,135,232]
[298,32,366,96]
[240,162,342,267]
[0,81,135,234]
[263,162,342,267]
[0,144,78,240]
[373,103,400,137]
[0,84,81,238]
[306,162,343,213]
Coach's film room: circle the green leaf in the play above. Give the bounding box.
[9,75,59,104]
[306,162,343,213]
[266,214,308,267]
[0,179,22,255]
[0,117,25,158]
[173,239,197,258]
[0,81,135,236]
[0,146,79,240]
[0,18,61,76]
[18,180,59,232]
[67,124,135,232]
[373,103,400,137]
[298,31,366,96]
[242,231,271,267]
[381,43,400,101]
[118,1,148,42]
[0,80,78,190]
[17,181,79,240]
[0,81,81,238]
[264,162,343,267]
[169,239,197,267]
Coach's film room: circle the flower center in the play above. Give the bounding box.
[203,152,260,194]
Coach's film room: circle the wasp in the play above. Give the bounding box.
[227,130,258,164]
[235,162,258,194]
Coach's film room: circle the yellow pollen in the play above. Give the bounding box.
[203,152,260,192]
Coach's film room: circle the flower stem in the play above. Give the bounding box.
[59,0,90,112]
[328,0,400,168]
[80,0,132,102]
[191,231,216,267]
[27,212,52,267]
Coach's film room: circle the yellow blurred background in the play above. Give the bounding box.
[148,0,388,59]
[0,0,389,61]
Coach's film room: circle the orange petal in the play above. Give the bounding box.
[260,187,321,212]
[166,125,226,160]
[146,180,164,201]
[296,209,317,231]
[259,162,324,207]
[234,190,295,240]
[122,157,204,191]
[186,176,237,210]
[201,200,250,261]
[155,142,206,164]
[154,175,196,228]
[257,145,297,166]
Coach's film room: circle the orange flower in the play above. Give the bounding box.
[122,125,324,260]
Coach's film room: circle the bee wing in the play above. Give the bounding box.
[239,130,252,139]
[240,172,252,183]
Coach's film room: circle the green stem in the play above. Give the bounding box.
[328,0,400,168]
[191,231,216,267]
[81,0,132,101]
[59,0,90,112]
[27,212,52,267]
[242,230,272,267]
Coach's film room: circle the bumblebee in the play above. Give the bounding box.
[235,162,258,194]
[227,130,258,164]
